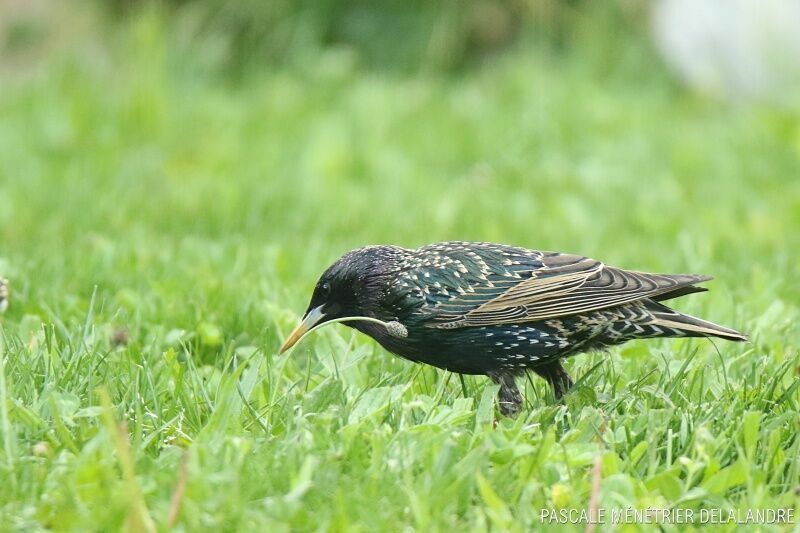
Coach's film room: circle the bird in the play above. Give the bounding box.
[279,241,746,416]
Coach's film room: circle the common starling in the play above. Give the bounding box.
[280,242,746,416]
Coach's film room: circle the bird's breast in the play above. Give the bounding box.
[348,319,570,375]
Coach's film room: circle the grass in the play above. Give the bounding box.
[1,10,799,532]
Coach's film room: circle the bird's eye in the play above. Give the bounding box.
[320,282,331,297]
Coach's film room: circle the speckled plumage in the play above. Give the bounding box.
[285,241,746,416]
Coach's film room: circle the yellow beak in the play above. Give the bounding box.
[278,305,326,354]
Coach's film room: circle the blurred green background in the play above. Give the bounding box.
[0,1,799,531]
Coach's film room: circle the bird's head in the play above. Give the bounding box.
[278,245,407,354]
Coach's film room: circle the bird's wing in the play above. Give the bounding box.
[403,244,711,328]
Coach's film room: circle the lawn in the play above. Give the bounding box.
[1,9,799,532]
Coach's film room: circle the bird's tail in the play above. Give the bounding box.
[646,301,747,342]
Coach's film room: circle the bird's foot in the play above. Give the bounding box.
[489,371,523,418]
[532,360,574,401]
[498,396,522,418]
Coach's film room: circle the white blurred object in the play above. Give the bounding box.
[652,0,800,104]
[0,278,8,313]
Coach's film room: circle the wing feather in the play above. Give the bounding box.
[425,250,712,328]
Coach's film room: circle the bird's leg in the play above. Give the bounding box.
[488,372,522,417]
[532,360,574,400]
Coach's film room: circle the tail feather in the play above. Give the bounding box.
[647,302,747,342]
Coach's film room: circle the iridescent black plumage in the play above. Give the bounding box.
[282,242,746,416]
